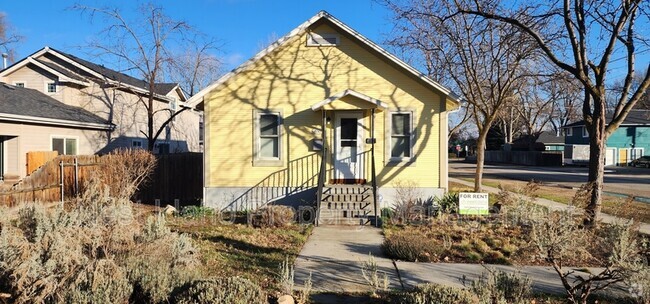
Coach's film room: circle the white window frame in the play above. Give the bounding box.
[306,32,340,46]
[582,127,588,137]
[170,97,178,111]
[253,109,283,167]
[131,139,144,149]
[386,110,416,165]
[50,135,79,155]
[45,81,57,94]
[565,127,573,136]
[13,81,25,88]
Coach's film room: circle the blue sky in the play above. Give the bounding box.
[1,0,393,71]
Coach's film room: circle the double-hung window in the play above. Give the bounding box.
[254,110,283,166]
[389,112,414,162]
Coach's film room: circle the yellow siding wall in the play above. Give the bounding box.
[205,23,446,189]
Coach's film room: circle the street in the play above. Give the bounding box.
[449,160,650,199]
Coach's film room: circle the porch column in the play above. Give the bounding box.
[370,108,378,227]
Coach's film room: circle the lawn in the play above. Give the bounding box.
[456,177,650,223]
[167,215,313,293]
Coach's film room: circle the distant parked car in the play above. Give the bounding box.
[631,156,650,168]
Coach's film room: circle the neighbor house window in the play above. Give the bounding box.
[132,139,143,149]
[46,82,57,93]
[254,110,283,166]
[565,128,573,136]
[390,112,413,160]
[307,33,340,46]
[198,116,204,145]
[14,82,25,88]
[170,97,177,111]
[582,127,588,137]
[51,137,77,155]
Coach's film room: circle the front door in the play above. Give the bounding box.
[334,112,364,183]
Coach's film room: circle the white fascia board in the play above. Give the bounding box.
[27,58,90,86]
[0,113,115,130]
[311,89,388,111]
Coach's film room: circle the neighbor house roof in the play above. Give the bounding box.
[185,10,460,109]
[1,47,186,102]
[535,131,564,144]
[0,82,114,130]
[563,110,650,128]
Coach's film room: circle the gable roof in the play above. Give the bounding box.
[563,110,650,128]
[1,47,185,102]
[0,82,114,130]
[186,11,460,108]
[311,89,388,111]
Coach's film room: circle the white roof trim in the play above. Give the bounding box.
[186,11,460,108]
[0,113,115,130]
[2,46,173,101]
[311,89,388,111]
[27,58,90,86]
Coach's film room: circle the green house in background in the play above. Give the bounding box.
[563,110,650,166]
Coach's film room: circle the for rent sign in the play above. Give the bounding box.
[459,192,489,215]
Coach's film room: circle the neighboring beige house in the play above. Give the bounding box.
[0,46,202,180]
[0,83,114,180]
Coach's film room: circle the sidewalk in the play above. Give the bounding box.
[450,177,650,234]
[293,226,629,298]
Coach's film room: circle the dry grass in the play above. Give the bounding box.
[166,216,313,294]
[456,178,650,223]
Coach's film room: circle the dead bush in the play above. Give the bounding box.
[251,205,295,228]
[382,230,440,262]
[391,180,432,224]
[401,283,477,304]
[94,149,156,200]
[0,177,199,304]
[171,277,266,304]
[572,182,595,209]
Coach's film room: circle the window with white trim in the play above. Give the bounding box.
[170,97,178,111]
[582,127,588,137]
[132,139,143,149]
[52,137,77,155]
[390,112,413,160]
[565,127,573,136]
[46,82,57,93]
[254,110,283,166]
[14,82,25,88]
[307,33,340,46]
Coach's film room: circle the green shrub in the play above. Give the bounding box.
[383,230,440,262]
[171,277,266,304]
[180,206,215,218]
[400,284,476,304]
[434,192,459,214]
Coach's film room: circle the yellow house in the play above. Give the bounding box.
[187,11,459,225]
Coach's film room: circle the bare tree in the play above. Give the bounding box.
[384,0,538,192]
[73,3,215,151]
[168,38,222,96]
[458,0,650,226]
[547,72,583,134]
[516,77,556,138]
[0,13,23,63]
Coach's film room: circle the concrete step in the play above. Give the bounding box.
[321,202,372,210]
[322,185,373,195]
[321,194,372,203]
[318,217,370,226]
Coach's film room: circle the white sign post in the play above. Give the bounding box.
[459,192,489,215]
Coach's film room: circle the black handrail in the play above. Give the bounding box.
[315,146,327,226]
[370,109,378,227]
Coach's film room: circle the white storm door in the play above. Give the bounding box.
[334,112,364,181]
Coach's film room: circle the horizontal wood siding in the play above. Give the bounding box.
[205,22,444,190]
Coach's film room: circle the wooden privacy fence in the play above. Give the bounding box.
[26,151,59,174]
[133,153,203,207]
[0,152,203,207]
[0,155,100,206]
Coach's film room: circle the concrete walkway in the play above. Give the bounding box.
[294,226,630,298]
[450,177,650,234]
